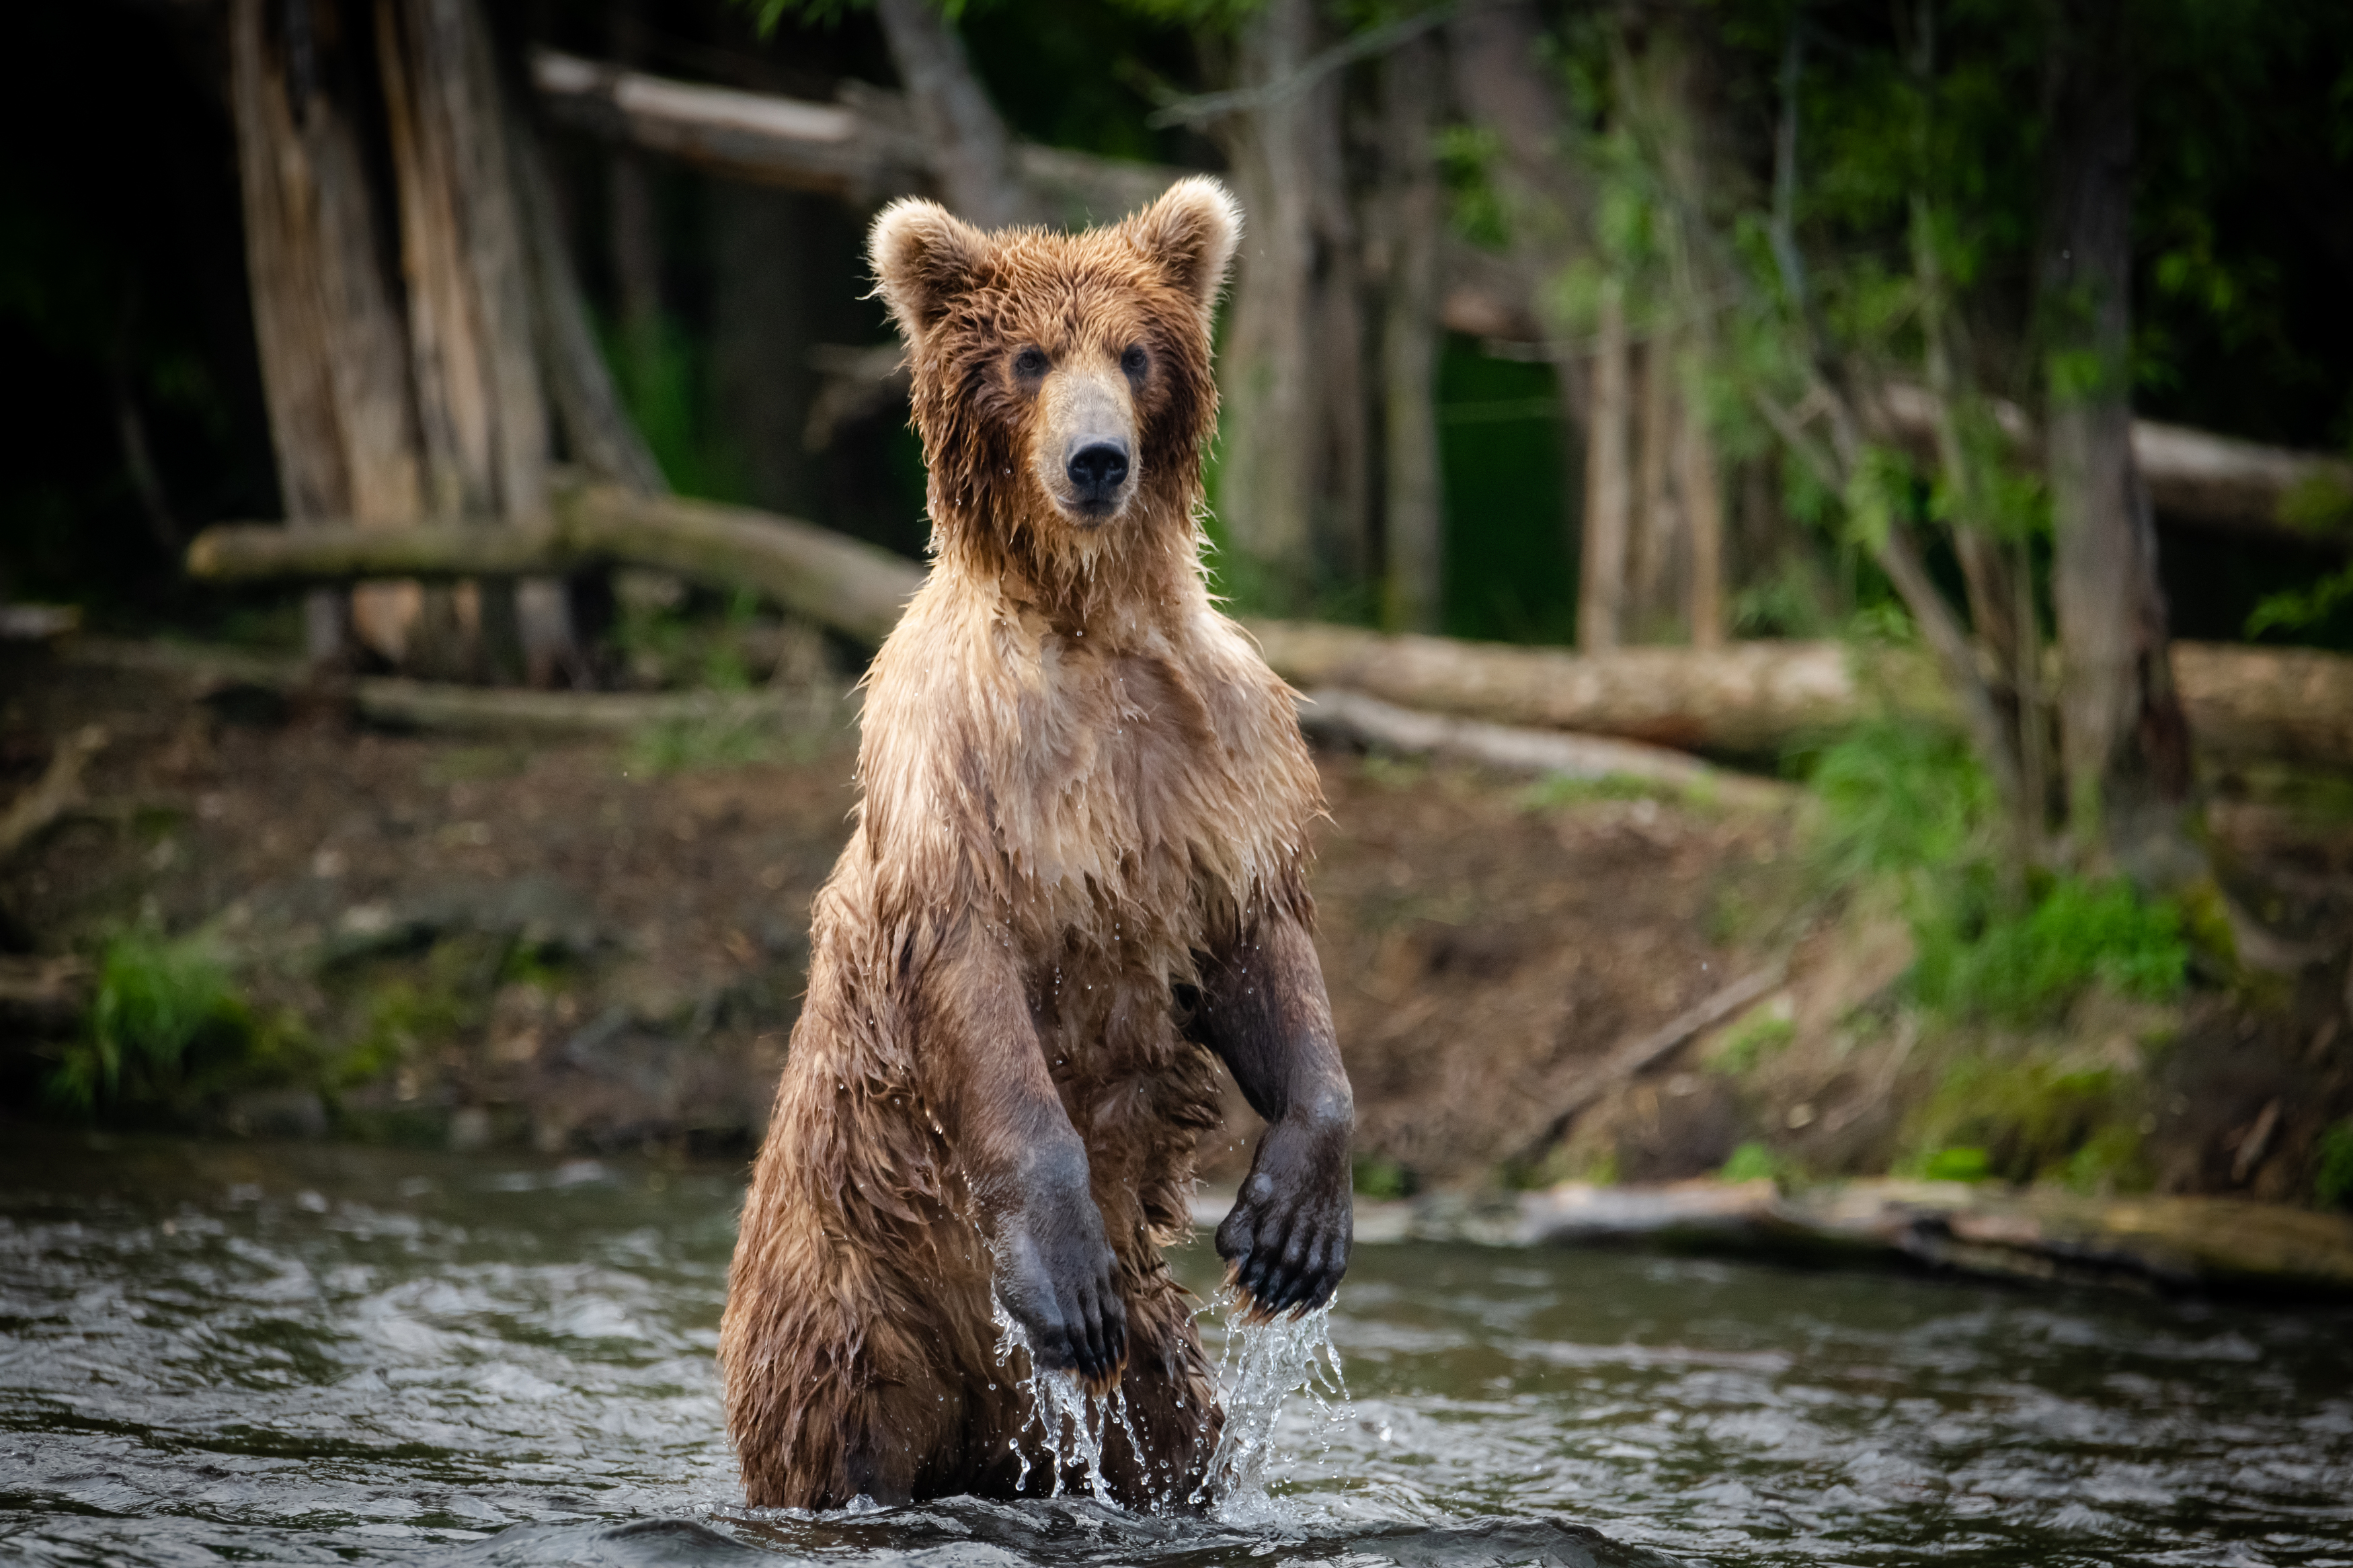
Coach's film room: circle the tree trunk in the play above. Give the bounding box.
[1579,283,1632,651]
[871,0,1039,229]
[2038,0,2196,885]
[226,0,426,664]
[1632,333,1681,637]
[229,0,605,684]
[1379,37,1444,633]
[1678,362,1725,649]
[1215,0,1363,608]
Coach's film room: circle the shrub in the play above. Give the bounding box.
[1718,1141,1785,1184]
[2317,1120,2353,1209]
[1807,723,2188,1024]
[1914,874,2187,1024]
[50,931,249,1113]
[1904,1055,2147,1188]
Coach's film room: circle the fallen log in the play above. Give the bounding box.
[187,481,926,647]
[1507,1179,2353,1298]
[531,50,1172,226]
[188,496,2353,767]
[1252,622,2353,772]
[1195,1176,2353,1296]
[1252,622,1914,753]
[1294,687,1792,804]
[1875,382,2353,538]
[65,638,847,742]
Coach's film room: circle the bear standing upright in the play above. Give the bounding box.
[718,177,1355,1512]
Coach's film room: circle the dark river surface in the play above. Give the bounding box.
[4,1134,2350,1568]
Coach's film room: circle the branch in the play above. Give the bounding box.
[531,49,1174,225]
[1,725,107,862]
[1148,3,1464,128]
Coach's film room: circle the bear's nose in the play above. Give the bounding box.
[1065,439,1131,503]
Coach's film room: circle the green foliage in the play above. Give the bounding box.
[1352,1155,1416,1200]
[1809,723,1989,884]
[1435,126,1511,252]
[1519,772,1677,810]
[1904,1054,2147,1188]
[604,316,750,504]
[50,930,251,1113]
[1809,724,2186,1023]
[2316,1120,2353,1209]
[609,583,762,694]
[1718,1140,1786,1185]
[623,708,780,776]
[2246,563,2353,641]
[1912,876,2186,1022]
[1918,1145,1991,1182]
[1710,1006,1797,1077]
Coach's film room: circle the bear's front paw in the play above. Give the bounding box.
[994,1205,1127,1392]
[1216,1115,1353,1320]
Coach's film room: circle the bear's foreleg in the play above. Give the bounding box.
[1183,911,1356,1318]
[920,918,1129,1387]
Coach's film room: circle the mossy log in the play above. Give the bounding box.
[1377,1178,2353,1298]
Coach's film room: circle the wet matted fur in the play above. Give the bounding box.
[720,178,1353,1512]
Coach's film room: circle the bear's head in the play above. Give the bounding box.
[869,177,1240,600]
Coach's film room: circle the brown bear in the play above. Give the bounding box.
[717,177,1355,1513]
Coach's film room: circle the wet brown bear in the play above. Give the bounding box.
[718,177,1354,1512]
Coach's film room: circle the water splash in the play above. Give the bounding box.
[1194,1290,1348,1518]
[989,1294,1142,1502]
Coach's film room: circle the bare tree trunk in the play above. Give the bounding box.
[2038,0,2196,885]
[1632,334,1681,638]
[378,0,567,682]
[1678,357,1725,647]
[1620,14,1731,650]
[1379,36,1443,633]
[1579,283,1632,651]
[1215,0,1361,608]
[230,0,602,684]
[871,0,1039,228]
[226,0,426,665]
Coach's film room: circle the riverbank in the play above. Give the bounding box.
[6,638,2352,1250]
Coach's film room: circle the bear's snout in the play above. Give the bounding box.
[1036,362,1140,526]
[1064,437,1131,510]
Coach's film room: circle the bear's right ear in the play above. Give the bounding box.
[870,199,988,347]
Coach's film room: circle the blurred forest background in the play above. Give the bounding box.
[6,0,2353,1245]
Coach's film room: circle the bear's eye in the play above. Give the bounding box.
[1012,347,1049,380]
[1120,344,1149,379]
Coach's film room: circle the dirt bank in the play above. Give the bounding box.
[5,641,2352,1213]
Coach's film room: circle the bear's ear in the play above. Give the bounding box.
[870,199,988,347]
[1129,176,1241,315]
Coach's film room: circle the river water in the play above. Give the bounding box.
[3,1134,2350,1567]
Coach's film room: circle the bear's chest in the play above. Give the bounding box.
[991,638,1249,899]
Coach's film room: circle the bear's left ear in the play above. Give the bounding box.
[870,198,988,348]
[1129,176,1241,316]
